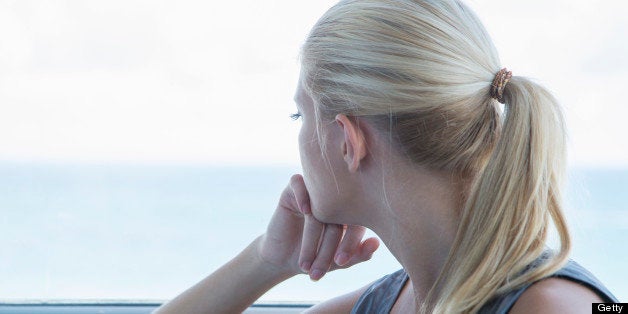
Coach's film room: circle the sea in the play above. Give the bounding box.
[0,162,626,302]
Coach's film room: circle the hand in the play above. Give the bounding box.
[257,174,380,281]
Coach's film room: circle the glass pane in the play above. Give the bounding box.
[0,163,400,301]
[0,0,626,304]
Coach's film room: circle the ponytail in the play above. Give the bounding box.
[427,76,571,313]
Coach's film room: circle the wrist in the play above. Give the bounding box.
[251,234,300,280]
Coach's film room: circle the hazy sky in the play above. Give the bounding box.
[0,0,626,167]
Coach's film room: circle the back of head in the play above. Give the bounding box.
[301,0,503,175]
[300,0,570,312]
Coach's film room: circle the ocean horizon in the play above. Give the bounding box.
[0,162,625,302]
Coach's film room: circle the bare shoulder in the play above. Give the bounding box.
[301,280,374,314]
[509,277,605,314]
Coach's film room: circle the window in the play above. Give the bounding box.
[0,0,626,308]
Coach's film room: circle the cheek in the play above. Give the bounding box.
[299,129,318,179]
[297,125,309,172]
[297,125,324,211]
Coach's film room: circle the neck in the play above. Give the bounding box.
[365,161,464,309]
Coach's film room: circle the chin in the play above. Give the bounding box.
[310,205,338,224]
[311,206,356,226]
[310,208,331,223]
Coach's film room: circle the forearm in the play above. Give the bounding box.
[154,235,295,314]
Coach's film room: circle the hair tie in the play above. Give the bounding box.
[490,68,513,104]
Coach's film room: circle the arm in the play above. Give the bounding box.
[154,174,379,314]
[153,236,293,314]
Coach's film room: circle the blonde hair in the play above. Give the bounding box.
[299,0,570,312]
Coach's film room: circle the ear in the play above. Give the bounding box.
[335,114,367,173]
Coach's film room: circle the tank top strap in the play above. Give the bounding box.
[350,268,408,314]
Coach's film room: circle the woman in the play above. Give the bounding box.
[155,0,618,312]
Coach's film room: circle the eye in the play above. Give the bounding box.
[289,112,302,121]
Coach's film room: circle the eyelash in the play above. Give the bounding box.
[289,112,302,121]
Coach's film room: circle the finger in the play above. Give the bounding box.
[289,174,311,215]
[332,237,380,270]
[309,223,343,281]
[298,211,324,273]
[333,225,366,266]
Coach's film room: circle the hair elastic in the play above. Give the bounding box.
[490,68,513,104]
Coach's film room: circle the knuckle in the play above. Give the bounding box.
[299,254,313,265]
[311,261,331,272]
[304,217,319,228]
[327,224,343,236]
[298,256,309,265]
[289,174,303,185]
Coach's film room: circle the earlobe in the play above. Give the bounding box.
[335,114,367,173]
[341,141,354,167]
[343,142,354,168]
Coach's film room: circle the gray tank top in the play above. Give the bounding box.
[350,253,618,313]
